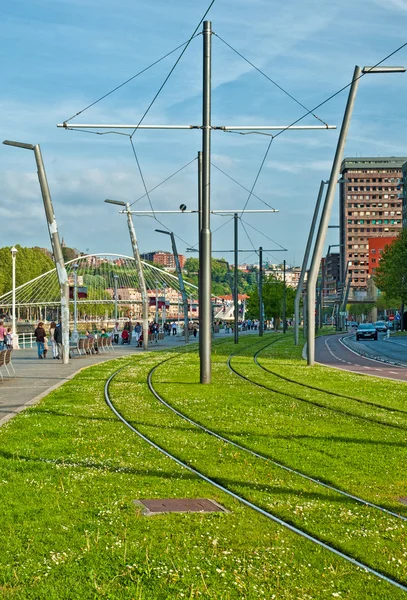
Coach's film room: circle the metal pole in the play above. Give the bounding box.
[114,275,118,321]
[72,264,79,343]
[198,150,203,356]
[294,180,326,345]
[200,20,212,384]
[259,247,263,336]
[234,213,239,344]
[283,259,287,334]
[168,232,189,343]
[162,284,166,329]
[11,247,18,349]
[125,203,149,350]
[307,66,361,365]
[33,145,70,364]
[155,282,159,324]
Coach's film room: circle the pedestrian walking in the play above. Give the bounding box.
[54,320,63,360]
[112,322,120,344]
[34,321,46,359]
[49,321,58,358]
[0,321,6,350]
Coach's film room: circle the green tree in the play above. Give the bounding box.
[246,274,295,328]
[0,246,55,296]
[374,230,407,303]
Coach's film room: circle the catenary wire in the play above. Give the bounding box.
[213,33,328,126]
[129,0,217,138]
[239,138,274,217]
[240,219,286,250]
[63,36,201,124]
[211,163,276,209]
[129,157,197,208]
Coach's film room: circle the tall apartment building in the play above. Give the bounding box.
[340,157,406,300]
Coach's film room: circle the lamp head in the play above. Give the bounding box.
[179,204,187,212]
[105,199,127,207]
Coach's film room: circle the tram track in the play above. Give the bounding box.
[228,341,407,432]
[104,363,407,594]
[254,342,407,416]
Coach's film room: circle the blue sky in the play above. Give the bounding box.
[2,0,407,267]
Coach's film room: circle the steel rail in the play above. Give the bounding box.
[104,366,407,594]
[147,351,407,523]
[254,345,407,416]
[228,344,407,432]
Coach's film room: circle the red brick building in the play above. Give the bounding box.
[368,236,396,275]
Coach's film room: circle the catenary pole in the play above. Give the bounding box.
[259,247,263,336]
[125,203,149,350]
[283,259,287,333]
[200,20,212,383]
[234,213,239,344]
[33,145,70,364]
[294,180,326,345]
[307,66,361,365]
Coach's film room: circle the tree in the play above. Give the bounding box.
[246,274,295,328]
[0,246,55,296]
[374,230,407,303]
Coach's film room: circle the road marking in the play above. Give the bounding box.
[389,371,398,374]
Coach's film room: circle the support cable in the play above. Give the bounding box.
[213,33,328,125]
[63,36,201,124]
[211,162,276,209]
[129,0,217,139]
[240,219,286,250]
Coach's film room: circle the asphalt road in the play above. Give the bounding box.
[315,332,407,382]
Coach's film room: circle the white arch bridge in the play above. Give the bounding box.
[0,254,200,322]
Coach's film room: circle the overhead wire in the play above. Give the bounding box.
[240,219,287,250]
[213,33,328,126]
[63,36,201,124]
[129,0,217,138]
[211,162,276,209]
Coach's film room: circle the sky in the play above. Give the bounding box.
[2,0,407,269]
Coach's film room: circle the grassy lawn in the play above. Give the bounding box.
[0,335,406,599]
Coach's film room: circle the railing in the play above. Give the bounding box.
[17,333,36,349]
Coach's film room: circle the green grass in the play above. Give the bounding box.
[0,335,406,599]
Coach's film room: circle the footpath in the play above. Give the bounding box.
[0,330,257,427]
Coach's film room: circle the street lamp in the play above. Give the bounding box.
[11,246,19,349]
[306,64,405,366]
[72,263,79,343]
[155,229,189,343]
[113,274,119,321]
[3,140,70,363]
[104,199,149,350]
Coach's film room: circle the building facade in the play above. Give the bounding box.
[140,251,186,270]
[340,157,406,300]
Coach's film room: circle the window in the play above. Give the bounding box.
[372,258,376,263]
[371,248,376,254]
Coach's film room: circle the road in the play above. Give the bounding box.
[315,332,407,382]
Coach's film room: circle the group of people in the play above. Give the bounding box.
[34,321,63,359]
[0,321,14,350]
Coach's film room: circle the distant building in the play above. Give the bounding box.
[368,236,396,275]
[140,251,186,270]
[340,156,406,300]
[265,266,302,288]
[324,252,340,299]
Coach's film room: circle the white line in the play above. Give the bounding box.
[338,336,403,367]
[323,338,346,362]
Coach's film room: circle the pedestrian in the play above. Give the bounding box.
[43,336,49,358]
[134,322,142,344]
[171,321,177,336]
[193,323,198,338]
[5,327,13,350]
[49,321,58,359]
[0,321,6,350]
[54,320,63,360]
[34,321,46,359]
[112,322,120,344]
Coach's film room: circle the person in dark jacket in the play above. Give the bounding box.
[34,322,46,359]
[54,321,63,360]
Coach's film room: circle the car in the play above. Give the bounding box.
[346,321,358,328]
[386,319,401,331]
[374,321,388,332]
[356,323,378,341]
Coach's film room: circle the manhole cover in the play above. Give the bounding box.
[398,497,407,505]
[134,498,229,516]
